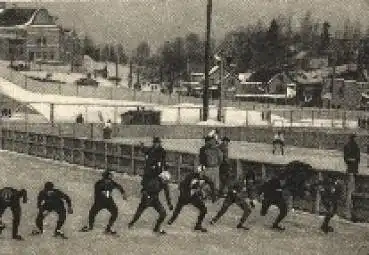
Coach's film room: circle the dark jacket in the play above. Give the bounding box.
[320,180,343,202]
[217,143,229,162]
[199,145,222,168]
[0,187,25,205]
[344,140,360,164]
[145,146,166,171]
[143,177,172,206]
[37,188,72,210]
[179,172,215,200]
[260,177,284,201]
[94,178,125,201]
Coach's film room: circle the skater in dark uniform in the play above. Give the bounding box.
[315,177,343,234]
[141,137,166,188]
[210,173,253,229]
[32,182,73,239]
[81,171,127,235]
[245,169,257,208]
[258,161,313,231]
[128,171,173,235]
[167,166,216,232]
[0,187,27,240]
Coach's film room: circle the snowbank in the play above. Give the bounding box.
[0,78,357,128]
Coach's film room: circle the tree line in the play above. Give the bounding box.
[80,11,369,83]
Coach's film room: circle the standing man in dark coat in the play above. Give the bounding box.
[142,137,166,188]
[344,134,360,176]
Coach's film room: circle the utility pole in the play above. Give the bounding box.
[217,58,223,122]
[128,59,133,88]
[203,0,212,121]
[115,45,119,87]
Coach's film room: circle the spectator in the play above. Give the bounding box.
[272,131,285,155]
[344,134,360,176]
[103,119,112,139]
[76,114,84,124]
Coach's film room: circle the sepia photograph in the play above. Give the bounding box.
[0,0,368,254]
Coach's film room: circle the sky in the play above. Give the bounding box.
[9,0,369,53]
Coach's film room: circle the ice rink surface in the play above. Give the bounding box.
[0,151,368,255]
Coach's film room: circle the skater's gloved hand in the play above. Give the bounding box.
[122,193,128,200]
[67,206,73,214]
[168,204,173,211]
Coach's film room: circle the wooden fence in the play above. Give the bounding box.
[1,128,369,223]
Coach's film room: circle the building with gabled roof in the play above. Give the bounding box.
[0,4,78,64]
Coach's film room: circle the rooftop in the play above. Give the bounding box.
[0,8,37,26]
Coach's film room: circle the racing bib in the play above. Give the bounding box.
[102,190,111,198]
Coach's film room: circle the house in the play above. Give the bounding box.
[321,67,367,109]
[293,51,329,71]
[0,5,74,64]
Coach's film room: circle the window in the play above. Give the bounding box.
[43,52,47,59]
[42,37,47,46]
[50,52,55,60]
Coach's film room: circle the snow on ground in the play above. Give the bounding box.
[0,78,357,128]
[19,70,118,88]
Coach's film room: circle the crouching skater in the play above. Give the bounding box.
[80,171,127,235]
[316,177,343,234]
[32,182,73,239]
[0,187,27,240]
[258,161,313,231]
[167,166,216,232]
[128,171,173,235]
[210,173,253,230]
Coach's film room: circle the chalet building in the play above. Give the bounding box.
[0,4,80,64]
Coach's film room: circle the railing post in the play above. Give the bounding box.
[90,123,94,139]
[311,110,314,126]
[314,171,323,214]
[177,153,182,183]
[236,159,243,179]
[346,173,355,220]
[104,141,108,171]
[50,103,55,127]
[261,163,266,181]
[177,107,181,124]
[131,144,135,175]
[290,110,293,128]
[245,110,248,127]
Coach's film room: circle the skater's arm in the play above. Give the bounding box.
[36,191,45,208]
[113,181,127,200]
[18,189,28,203]
[57,190,72,209]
